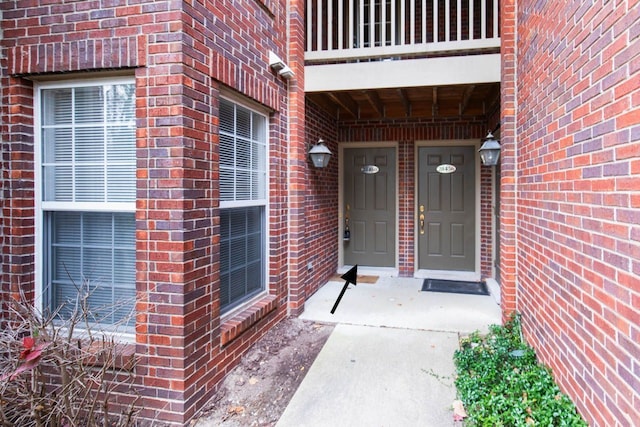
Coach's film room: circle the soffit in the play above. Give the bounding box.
[307,82,500,121]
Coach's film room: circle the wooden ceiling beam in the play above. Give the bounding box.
[432,86,438,117]
[364,90,384,118]
[487,86,501,115]
[459,85,475,116]
[328,92,359,119]
[312,93,339,118]
[397,88,411,117]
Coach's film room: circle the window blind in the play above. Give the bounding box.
[49,211,136,326]
[39,80,136,327]
[41,84,136,203]
[219,207,264,311]
[219,99,267,202]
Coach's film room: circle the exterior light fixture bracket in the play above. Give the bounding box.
[269,51,294,80]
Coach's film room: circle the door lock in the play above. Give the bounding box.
[344,204,351,241]
[419,205,425,235]
[344,218,351,241]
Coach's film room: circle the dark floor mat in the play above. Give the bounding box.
[421,278,489,296]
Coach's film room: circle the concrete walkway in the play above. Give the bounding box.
[277,277,501,427]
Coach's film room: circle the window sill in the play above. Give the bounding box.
[51,326,137,370]
[83,340,136,371]
[220,295,278,347]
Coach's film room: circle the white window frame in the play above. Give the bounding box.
[34,76,136,335]
[219,94,270,316]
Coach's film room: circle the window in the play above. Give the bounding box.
[37,79,136,327]
[219,98,268,313]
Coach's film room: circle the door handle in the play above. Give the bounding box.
[419,205,425,235]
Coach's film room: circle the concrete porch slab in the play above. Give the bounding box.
[299,277,501,334]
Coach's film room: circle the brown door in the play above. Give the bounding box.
[418,146,476,271]
[343,147,396,267]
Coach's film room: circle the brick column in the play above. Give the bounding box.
[0,77,35,315]
[398,140,415,277]
[135,30,216,422]
[499,0,518,319]
[286,0,309,315]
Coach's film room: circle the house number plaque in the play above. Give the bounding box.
[436,164,456,174]
[361,165,380,174]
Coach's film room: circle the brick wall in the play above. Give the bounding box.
[285,0,310,316]
[0,0,301,425]
[498,0,517,316]
[398,139,416,275]
[304,100,339,296]
[513,1,640,424]
[0,76,35,319]
[479,164,494,277]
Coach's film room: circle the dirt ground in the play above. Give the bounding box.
[193,318,335,427]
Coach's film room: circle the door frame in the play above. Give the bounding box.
[338,142,399,275]
[414,140,482,280]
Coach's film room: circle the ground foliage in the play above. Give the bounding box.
[0,285,138,427]
[454,314,587,426]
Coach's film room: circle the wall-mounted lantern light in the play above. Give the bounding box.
[309,139,332,168]
[479,132,501,166]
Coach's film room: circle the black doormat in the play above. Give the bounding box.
[421,278,489,296]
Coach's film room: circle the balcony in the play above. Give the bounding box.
[305,0,500,62]
[304,0,501,120]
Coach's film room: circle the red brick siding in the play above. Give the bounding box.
[304,99,339,297]
[0,76,35,318]
[480,101,501,280]
[0,0,299,424]
[513,1,640,425]
[285,0,310,316]
[480,165,494,277]
[498,0,517,316]
[338,116,488,142]
[398,140,416,275]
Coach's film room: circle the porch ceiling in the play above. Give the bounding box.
[306,82,500,121]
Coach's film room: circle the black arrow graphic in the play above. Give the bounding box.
[330,265,358,314]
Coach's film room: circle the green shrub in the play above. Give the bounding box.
[454,314,587,426]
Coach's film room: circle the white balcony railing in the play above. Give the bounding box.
[305,0,500,62]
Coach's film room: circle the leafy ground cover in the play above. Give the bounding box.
[454,315,587,426]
